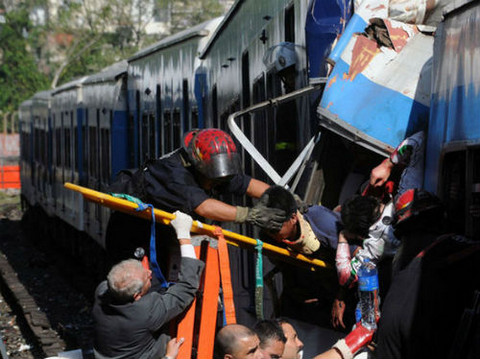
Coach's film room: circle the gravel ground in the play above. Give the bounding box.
[0,192,94,358]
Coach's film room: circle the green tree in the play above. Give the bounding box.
[0,4,49,115]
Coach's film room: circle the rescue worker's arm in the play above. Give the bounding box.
[336,231,353,286]
[314,323,375,359]
[194,198,238,222]
[370,132,424,187]
[194,194,286,231]
[245,178,270,198]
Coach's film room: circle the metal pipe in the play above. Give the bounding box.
[64,182,329,270]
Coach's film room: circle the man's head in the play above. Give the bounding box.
[107,259,152,302]
[214,324,262,359]
[276,319,304,359]
[254,320,286,359]
[183,128,242,184]
[261,186,298,242]
[341,195,382,240]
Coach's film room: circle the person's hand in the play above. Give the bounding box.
[165,337,185,359]
[171,211,193,239]
[331,298,346,329]
[332,322,375,359]
[344,322,375,354]
[370,158,393,187]
[245,194,286,231]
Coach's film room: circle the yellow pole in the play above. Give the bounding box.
[64,182,329,270]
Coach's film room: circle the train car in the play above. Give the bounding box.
[18,98,34,206]
[30,90,54,216]
[127,17,223,168]
[80,61,128,246]
[50,77,87,231]
[425,0,480,240]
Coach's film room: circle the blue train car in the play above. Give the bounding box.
[18,98,34,206]
[425,0,480,239]
[51,77,87,231]
[127,18,222,168]
[81,61,128,245]
[31,90,54,216]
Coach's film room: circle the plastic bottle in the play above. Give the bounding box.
[357,258,380,330]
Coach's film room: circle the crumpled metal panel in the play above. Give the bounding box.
[317,1,433,154]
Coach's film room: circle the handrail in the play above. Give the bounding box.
[64,182,329,270]
[227,82,325,185]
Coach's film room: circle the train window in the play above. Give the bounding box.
[442,147,480,239]
[89,111,99,181]
[156,85,162,157]
[285,4,295,43]
[164,110,172,153]
[173,109,181,149]
[135,90,141,167]
[83,109,89,183]
[182,79,189,132]
[212,85,218,128]
[267,69,298,175]
[242,51,250,108]
[101,127,110,185]
[252,74,269,181]
[141,112,148,163]
[191,107,198,129]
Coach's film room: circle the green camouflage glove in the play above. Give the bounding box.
[235,194,286,231]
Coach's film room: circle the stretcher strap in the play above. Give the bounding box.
[110,192,170,288]
[255,239,264,320]
[214,226,236,325]
[176,245,201,359]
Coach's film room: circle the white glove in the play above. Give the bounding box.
[171,211,193,239]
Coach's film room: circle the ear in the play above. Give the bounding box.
[225,354,233,359]
[290,213,299,224]
[133,292,142,301]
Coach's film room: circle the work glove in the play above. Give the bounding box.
[332,322,375,359]
[235,194,286,232]
[171,210,193,239]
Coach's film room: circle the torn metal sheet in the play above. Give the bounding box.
[318,15,433,152]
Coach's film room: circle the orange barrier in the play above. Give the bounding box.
[0,165,20,189]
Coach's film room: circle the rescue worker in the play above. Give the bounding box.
[214,324,263,359]
[374,189,480,359]
[106,128,285,265]
[253,320,286,359]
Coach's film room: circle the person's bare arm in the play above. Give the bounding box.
[194,198,238,221]
[246,178,270,198]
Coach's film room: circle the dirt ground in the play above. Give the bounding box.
[0,191,94,358]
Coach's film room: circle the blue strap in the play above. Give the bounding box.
[135,204,170,288]
[255,239,264,320]
[109,193,170,288]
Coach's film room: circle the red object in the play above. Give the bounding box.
[0,165,20,189]
[344,322,375,354]
[183,128,241,179]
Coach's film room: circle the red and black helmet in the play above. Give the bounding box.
[183,128,242,179]
[394,189,443,229]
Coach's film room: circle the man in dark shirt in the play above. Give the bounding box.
[93,211,204,359]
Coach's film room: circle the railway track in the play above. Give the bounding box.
[0,200,94,359]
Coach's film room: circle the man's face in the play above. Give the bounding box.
[267,215,297,243]
[260,339,285,359]
[229,334,263,359]
[280,323,303,359]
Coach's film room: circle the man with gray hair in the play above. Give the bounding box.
[93,211,204,359]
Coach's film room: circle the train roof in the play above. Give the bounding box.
[83,60,128,85]
[128,18,220,62]
[52,76,88,95]
[199,0,243,59]
[32,90,52,102]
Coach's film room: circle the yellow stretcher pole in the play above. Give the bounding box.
[64,182,329,270]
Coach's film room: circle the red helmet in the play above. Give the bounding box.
[394,189,443,229]
[183,128,242,179]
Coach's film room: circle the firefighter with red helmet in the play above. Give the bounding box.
[106,128,285,264]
